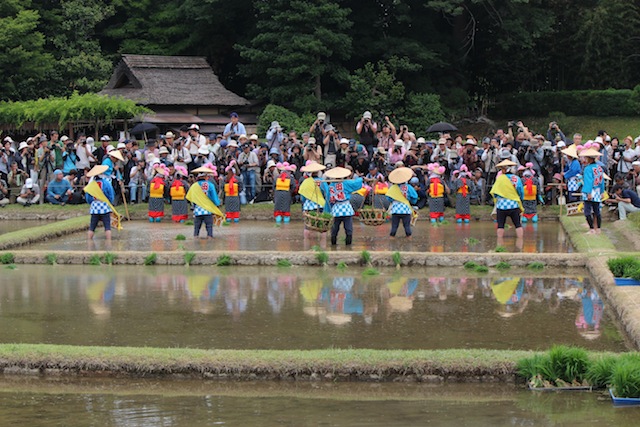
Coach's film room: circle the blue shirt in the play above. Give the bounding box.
[224,122,246,139]
[47,178,72,197]
[323,178,363,216]
[193,180,221,216]
[582,163,605,202]
[85,177,115,214]
[620,189,640,208]
[563,159,581,180]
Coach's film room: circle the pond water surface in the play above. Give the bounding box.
[25,220,573,253]
[0,379,638,426]
[0,266,626,351]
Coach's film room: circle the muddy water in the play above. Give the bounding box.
[0,265,626,351]
[26,220,572,253]
[0,220,54,235]
[0,378,638,427]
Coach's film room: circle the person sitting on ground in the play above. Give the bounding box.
[17,178,40,206]
[45,169,72,205]
[606,184,640,221]
[0,176,9,207]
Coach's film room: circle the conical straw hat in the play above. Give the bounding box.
[561,145,578,159]
[495,159,516,168]
[388,167,413,184]
[300,162,326,173]
[579,148,602,158]
[86,164,109,177]
[192,166,215,174]
[324,167,351,179]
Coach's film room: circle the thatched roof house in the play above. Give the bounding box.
[100,54,255,132]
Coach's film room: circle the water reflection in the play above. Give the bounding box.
[0,267,626,351]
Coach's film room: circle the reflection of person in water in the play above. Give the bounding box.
[187,276,219,314]
[575,286,603,340]
[384,277,418,315]
[224,277,249,321]
[86,277,116,318]
[491,278,529,318]
[319,277,364,325]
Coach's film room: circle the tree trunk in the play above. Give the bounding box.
[314,74,321,101]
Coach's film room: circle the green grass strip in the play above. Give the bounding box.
[0,216,88,250]
[560,216,616,253]
[0,344,620,381]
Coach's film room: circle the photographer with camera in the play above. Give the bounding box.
[168,131,192,171]
[310,112,327,144]
[376,116,396,153]
[506,121,532,149]
[75,136,95,173]
[17,178,40,206]
[36,135,55,191]
[323,125,340,166]
[303,137,322,163]
[61,138,78,176]
[481,138,501,204]
[223,112,246,141]
[522,136,545,177]
[238,142,259,203]
[356,111,377,159]
[186,124,206,158]
[546,122,567,144]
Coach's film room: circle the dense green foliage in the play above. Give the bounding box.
[0,93,150,128]
[3,0,640,118]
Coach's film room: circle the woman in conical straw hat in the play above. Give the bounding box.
[148,163,168,222]
[223,160,242,222]
[580,148,605,234]
[450,164,472,223]
[387,167,418,238]
[561,144,581,203]
[490,159,524,243]
[85,165,114,241]
[426,163,447,223]
[273,162,296,223]
[189,166,221,239]
[300,161,328,239]
[322,166,363,246]
[170,165,190,223]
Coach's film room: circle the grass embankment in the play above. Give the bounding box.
[0,216,88,250]
[0,344,541,381]
[560,215,616,253]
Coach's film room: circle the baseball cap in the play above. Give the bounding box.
[188,124,200,131]
[25,178,33,188]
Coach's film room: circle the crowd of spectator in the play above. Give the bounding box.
[1,112,640,219]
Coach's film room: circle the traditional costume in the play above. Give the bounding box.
[580,148,605,234]
[323,167,363,246]
[273,162,296,223]
[350,185,368,215]
[490,160,524,230]
[521,164,541,223]
[299,161,327,214]
[224,160,242,222]
[372,180,390,210]
[387,167,418,237]
[148,164,168,222]
[84,165,119,239]
[170,165,190,223]
[427,163,446,223]
[451,165,472,223]
[186,166,223,238]
[562,144,581,203]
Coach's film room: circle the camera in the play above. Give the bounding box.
[507,121,515,127]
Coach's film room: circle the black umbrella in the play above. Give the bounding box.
[129,122,159,134]
[426,122,458,133]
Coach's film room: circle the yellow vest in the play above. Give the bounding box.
[275,178,291,192]
[149,184,164,198]
[170,185,186,200]
[224,183,238,196]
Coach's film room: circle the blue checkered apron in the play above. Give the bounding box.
[390,200,411,215]
[567,176,580,192]
[496,196,519,210]
[194,205,211,216]
[303,199,321,211]
[90,200,111,215]
[331,200,354,217]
